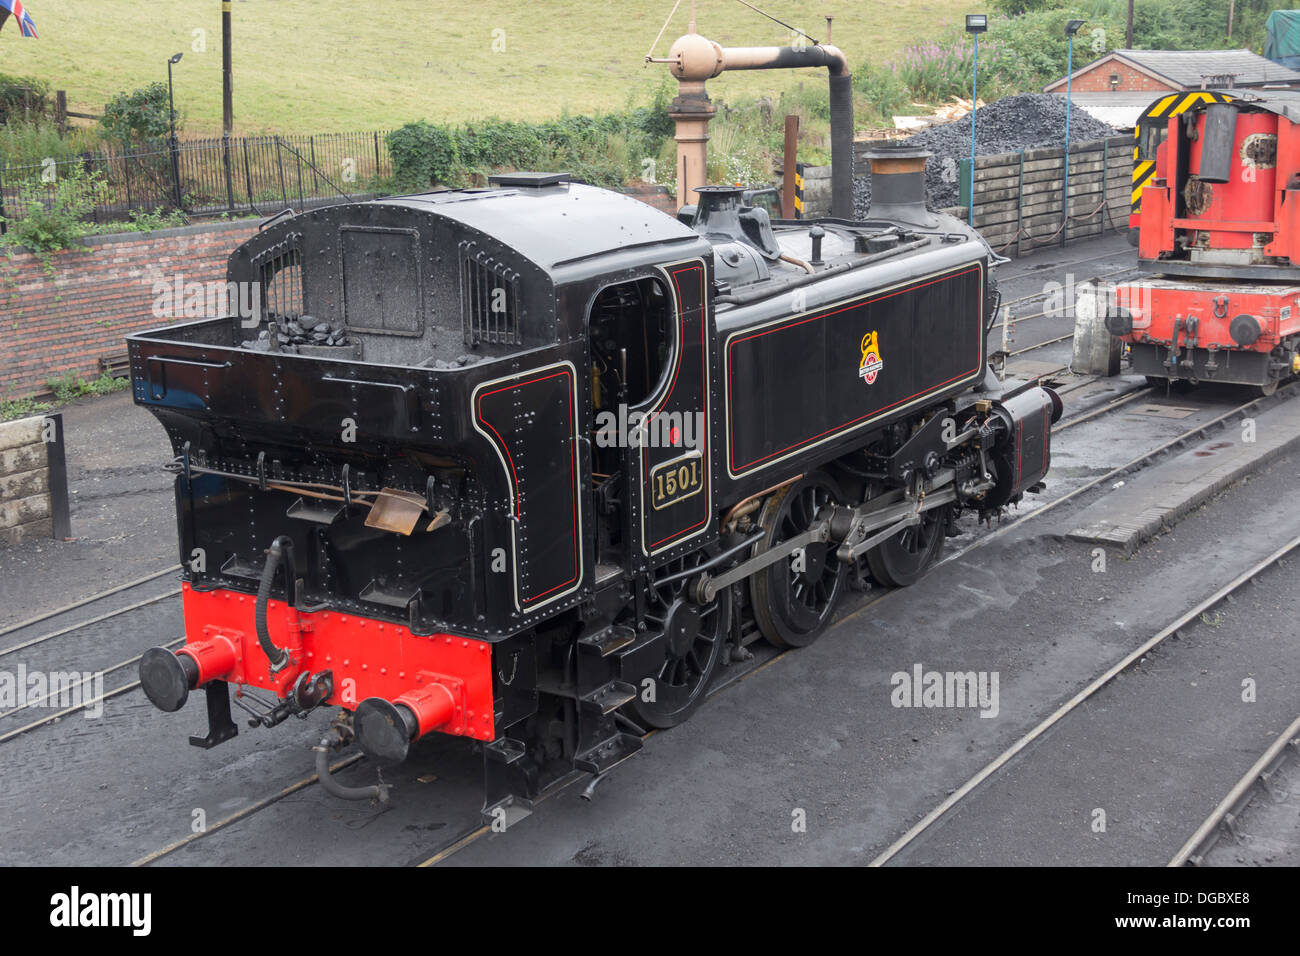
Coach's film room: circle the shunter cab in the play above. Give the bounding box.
[1130,90,1236,237]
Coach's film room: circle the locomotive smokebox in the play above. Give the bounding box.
[863,145,938,228]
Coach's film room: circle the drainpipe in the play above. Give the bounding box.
[652,30,854,218]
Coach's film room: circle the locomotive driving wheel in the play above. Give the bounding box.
[750,472,847,649]
[623,548,732,729]
[865,503,950,588]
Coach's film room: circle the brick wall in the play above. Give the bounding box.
[620,182,676,215]
[1067,62,1178,94]
[0,220,259,400]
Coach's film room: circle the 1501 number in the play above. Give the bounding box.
[651,454,703,510]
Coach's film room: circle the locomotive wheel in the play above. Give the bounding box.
[750,472,847,649]
[865,504,949,588]
[1256,379,1279,398]
[623,548,732,729]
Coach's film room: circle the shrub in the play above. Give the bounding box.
[45,371,128,405]
[0,73,51,125]
[0,396,53,423]
[0,164,112,263]
[854,61,914,120]
[895,40,976,103]
[100,82,178,146]
[385,101,676,192]
[0,120,104,168]
[387,121,460,189]
[888,8,1125,106]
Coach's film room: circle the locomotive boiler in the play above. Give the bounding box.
[133,153,1059,823]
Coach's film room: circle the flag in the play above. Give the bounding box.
[0,0,39,38]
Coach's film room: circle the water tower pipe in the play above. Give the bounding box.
[651,34,854,218]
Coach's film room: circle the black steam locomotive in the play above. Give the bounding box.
[133,156,1059,823]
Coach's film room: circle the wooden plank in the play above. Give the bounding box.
[0,418,44,454]
[0,444,46,479]
[0,468,49,501]
[0,518,54,549]
[0,492,51,529]
[977,222,1018,241]
[975,157,1126,190]
[976,198,1103,229]
[972,178,1106,210]
[975,140,1115,170]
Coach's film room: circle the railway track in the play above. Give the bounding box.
[997,264,1137,313]
[0,565,184,745]
[994,246,1136,285]
[0,564,179,642]
[0,566,181,661]
[1169,712,1300,867]
[869,532,1300,867]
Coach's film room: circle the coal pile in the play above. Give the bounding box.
[240,314,351,352]
[853,94,1116,217]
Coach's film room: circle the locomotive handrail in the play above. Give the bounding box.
[145,355,233,400]
[713,237,931,306]
[320,374,423,431]
[258,207,296,231]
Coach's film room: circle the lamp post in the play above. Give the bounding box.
[1063,20,1085,246]
[167,52,183,210]
[965,14,987,228]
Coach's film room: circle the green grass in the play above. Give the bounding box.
[0,396,52,423]
[44,371,130,405]
[4,0,973,136]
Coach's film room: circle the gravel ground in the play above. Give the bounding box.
[0,391,176,627]
[855,93,1118,216]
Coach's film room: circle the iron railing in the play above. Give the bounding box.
[0,130,393,230]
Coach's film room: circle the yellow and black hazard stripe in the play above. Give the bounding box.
[1132,90,1235,214]
[793,162,805,218]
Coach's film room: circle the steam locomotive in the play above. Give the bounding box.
[133,152,1060,824]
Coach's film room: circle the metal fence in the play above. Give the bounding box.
[0,130,393,229]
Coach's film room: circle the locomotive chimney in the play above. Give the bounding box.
[692,185,747,240]
[862,145,938,228]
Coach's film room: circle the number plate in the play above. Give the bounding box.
[649,451,704,511]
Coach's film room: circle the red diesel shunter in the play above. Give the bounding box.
[1109,92,1300,392]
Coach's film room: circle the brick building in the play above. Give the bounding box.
[1044,48,1300,96]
